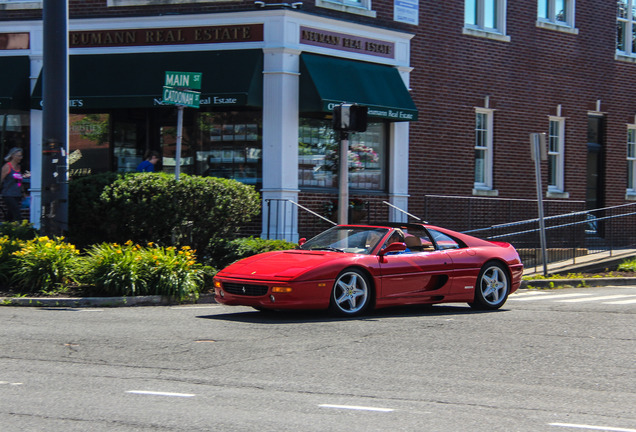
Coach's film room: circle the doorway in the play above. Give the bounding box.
[586,116,605,235]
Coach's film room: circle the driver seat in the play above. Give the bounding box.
[404,235,422,252]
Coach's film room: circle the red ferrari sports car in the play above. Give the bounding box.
[213,223,524,316]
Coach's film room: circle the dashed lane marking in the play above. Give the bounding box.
[319,404,394,412]
[126,390,195,398]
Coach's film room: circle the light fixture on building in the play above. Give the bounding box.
[254,1,303,8]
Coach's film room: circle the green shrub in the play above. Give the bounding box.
[68,172,121,248]
[0,235,25,288]
[80,241,149,297]
[100,173,261,251]
[0,220,38,240]
[11,236,81,293]
[617,258,636,272]
[80,241,206,301]
[209,236,297,269]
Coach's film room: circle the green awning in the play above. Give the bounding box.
[32,49,263,110]
[299,53,418,121]
[0,56,30,111]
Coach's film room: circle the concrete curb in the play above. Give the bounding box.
[0,293,216,307]
[520,277,636,289]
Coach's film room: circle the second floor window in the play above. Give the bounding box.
[465,0,507,34]
[538,0,575,27]
[618,0,636,56]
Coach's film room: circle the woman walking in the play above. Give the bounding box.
[1,147,30,222]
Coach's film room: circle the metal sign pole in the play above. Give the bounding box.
[338,130,349,224]
[531,133,549,276]
[175,105,184,181]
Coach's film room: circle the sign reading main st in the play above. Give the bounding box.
[164,71,202,90]
[163,71,202,108]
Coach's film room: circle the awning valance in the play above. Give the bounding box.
[299,53,418,121]
[31,49,263,110]
[0,56,30,111]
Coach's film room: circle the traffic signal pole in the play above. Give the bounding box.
[41,0,69,235]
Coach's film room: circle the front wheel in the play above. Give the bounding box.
[470,262,510,310]
[329,269,372,316]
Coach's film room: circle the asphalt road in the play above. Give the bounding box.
[1,286,635,432]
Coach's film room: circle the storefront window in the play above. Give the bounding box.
[298,118,385,190]
[69,113,110,177]
[196,111,262,184]
[0,113,30,164]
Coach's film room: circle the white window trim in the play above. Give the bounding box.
[536,0,578,33]
[315,0,376,17]
[627,124,636,200]
[546,116,568,198]
[617,0,636,59]
[473,107,498,196]
[463,0,510,43]
[0,0,41,10]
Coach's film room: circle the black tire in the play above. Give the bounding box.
[470,262,510,310]
[329,268,373,316]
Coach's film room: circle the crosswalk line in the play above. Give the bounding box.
[558,295,636,303]
[509,293,592,301]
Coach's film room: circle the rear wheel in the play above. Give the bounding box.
[470,262,510,310]
[329,269,372,316]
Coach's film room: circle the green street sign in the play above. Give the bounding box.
[162,86,201,108]
[164,71,202,90]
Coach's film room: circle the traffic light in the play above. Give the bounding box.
[333,103,368,132]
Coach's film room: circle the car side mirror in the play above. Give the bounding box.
[298,238,306,246]
[378,242,407,256]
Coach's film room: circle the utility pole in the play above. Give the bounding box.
[41,0,69,235]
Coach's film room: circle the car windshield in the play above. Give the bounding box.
[299,226,389,254]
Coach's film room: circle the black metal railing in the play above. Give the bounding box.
[464,203,636,273]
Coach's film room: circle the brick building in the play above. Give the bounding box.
[1,1,635,243]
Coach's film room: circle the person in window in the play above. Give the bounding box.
[136,151,160,172]
[383,228,410,254]
[1,147,30,222]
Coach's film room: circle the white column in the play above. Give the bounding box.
[388,121,410,222]
[29,54,43,228]
[260,47,301,242]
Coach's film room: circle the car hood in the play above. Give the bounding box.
[217,250,340,280]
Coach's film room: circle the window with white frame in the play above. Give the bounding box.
[0,0,42,10]
[464,0,507,36]
[316,0,376,17]
[474,109,494,191]
[547,117,565,193]
[617,0,636,56]
[538,0,576,28]
[627,126,636,194]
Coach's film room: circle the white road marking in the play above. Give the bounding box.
[557,295,636,303]
[319,404,394,412]
[550,422,636,432]
[126,390,195,398]
[508,293,592,301]
[604,298,636,305]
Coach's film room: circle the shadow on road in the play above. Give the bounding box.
[197,304,508,324]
